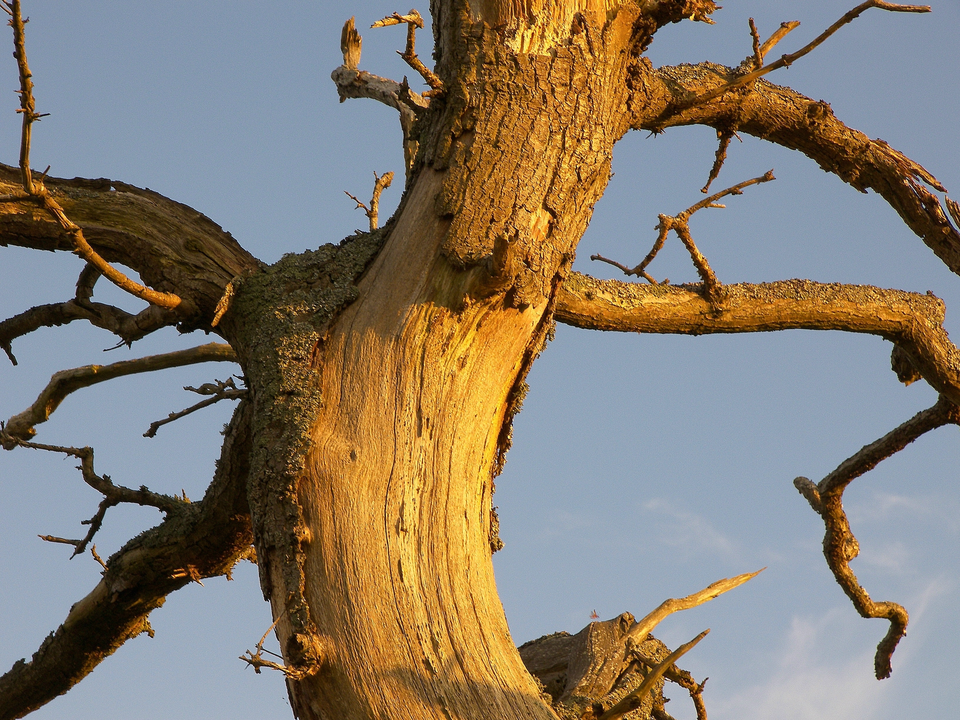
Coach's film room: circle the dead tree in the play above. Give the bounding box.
[2,1,959,719]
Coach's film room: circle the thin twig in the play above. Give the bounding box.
[758,21,802,60]
[372,10,443,94]
[701,129,738,193]
[748,18,762,68]
[794,396,960,678]
[3,0,182,310]
[239,609,313,679]
[90,544,108,571]
[678,1,930,111]
[1,343,237,445]
[144,377,246,438]
[8,440,187,556]
[593,171,775,300]
[345,170,394,231]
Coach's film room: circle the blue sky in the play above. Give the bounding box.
[1,2,958,719]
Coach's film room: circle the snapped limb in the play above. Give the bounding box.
[519,571,759,720]
[330,17,430,176]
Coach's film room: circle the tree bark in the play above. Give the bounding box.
[2,1,958,718]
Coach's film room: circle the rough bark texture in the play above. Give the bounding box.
[2,1,959,719]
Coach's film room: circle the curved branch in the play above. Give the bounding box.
[2,343,238,445]
[629,65,960,275]
[0,399,255,720]
[677,2,931,111]
[0,165,260,323]
[0,299,178,365]
[556,273,960,404]
[794,397,960,678]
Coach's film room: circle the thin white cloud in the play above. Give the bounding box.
[712,611,889,720]
[710,578,954,720]
[854,540,910,573]
[534,508,592,541]
[849,491,960,534]
[642,497,739,558]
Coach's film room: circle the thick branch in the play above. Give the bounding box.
[556,274,960,405]
[0,165,260,323]
[2,343,238,444]
[629,66,960,275]
[0,399,255,720]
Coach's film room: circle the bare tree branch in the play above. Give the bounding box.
[2,0,183,310]
[0,297,178,365]
[794,397,960,678]
[556,274,960,405]
[674,2,931,112]
[624,570,764,646]
[143,377,246,438]
[372,10,444,95]
[0,166,259,324]
[345,171,394,232]
[591,170,775,299]
[0,400,255,720]
[331,17,429,177]
[2,343,238,444]
[629,69,960,276]
[598,630,709,720]
[5,439,188,555]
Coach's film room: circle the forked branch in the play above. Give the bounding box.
[592,171,775,301]
[345,170,395,231]
[598,630,710,720]
[143,377,246,438]
[0,401,256,720]
[674,1,931,112]
[331,17,428,175]
[0,294,178,366]
[631,64,960,278]
[2,343,237,444]
[1,440,187,556]
[372,10,444,95]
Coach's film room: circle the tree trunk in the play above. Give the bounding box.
[9,1,957,718]
[224,6,659,717]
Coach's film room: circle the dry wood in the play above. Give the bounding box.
[625,571,763,646]
[597,630,709,720]
[2,343,237,445]
[794,397,960,678]
[0,1,957,717]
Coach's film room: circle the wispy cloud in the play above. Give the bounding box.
[534,508,592,542]
[641,497,739,559]
[849,491,960,534]
[712,611,889,720]
[711,578,954,720]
